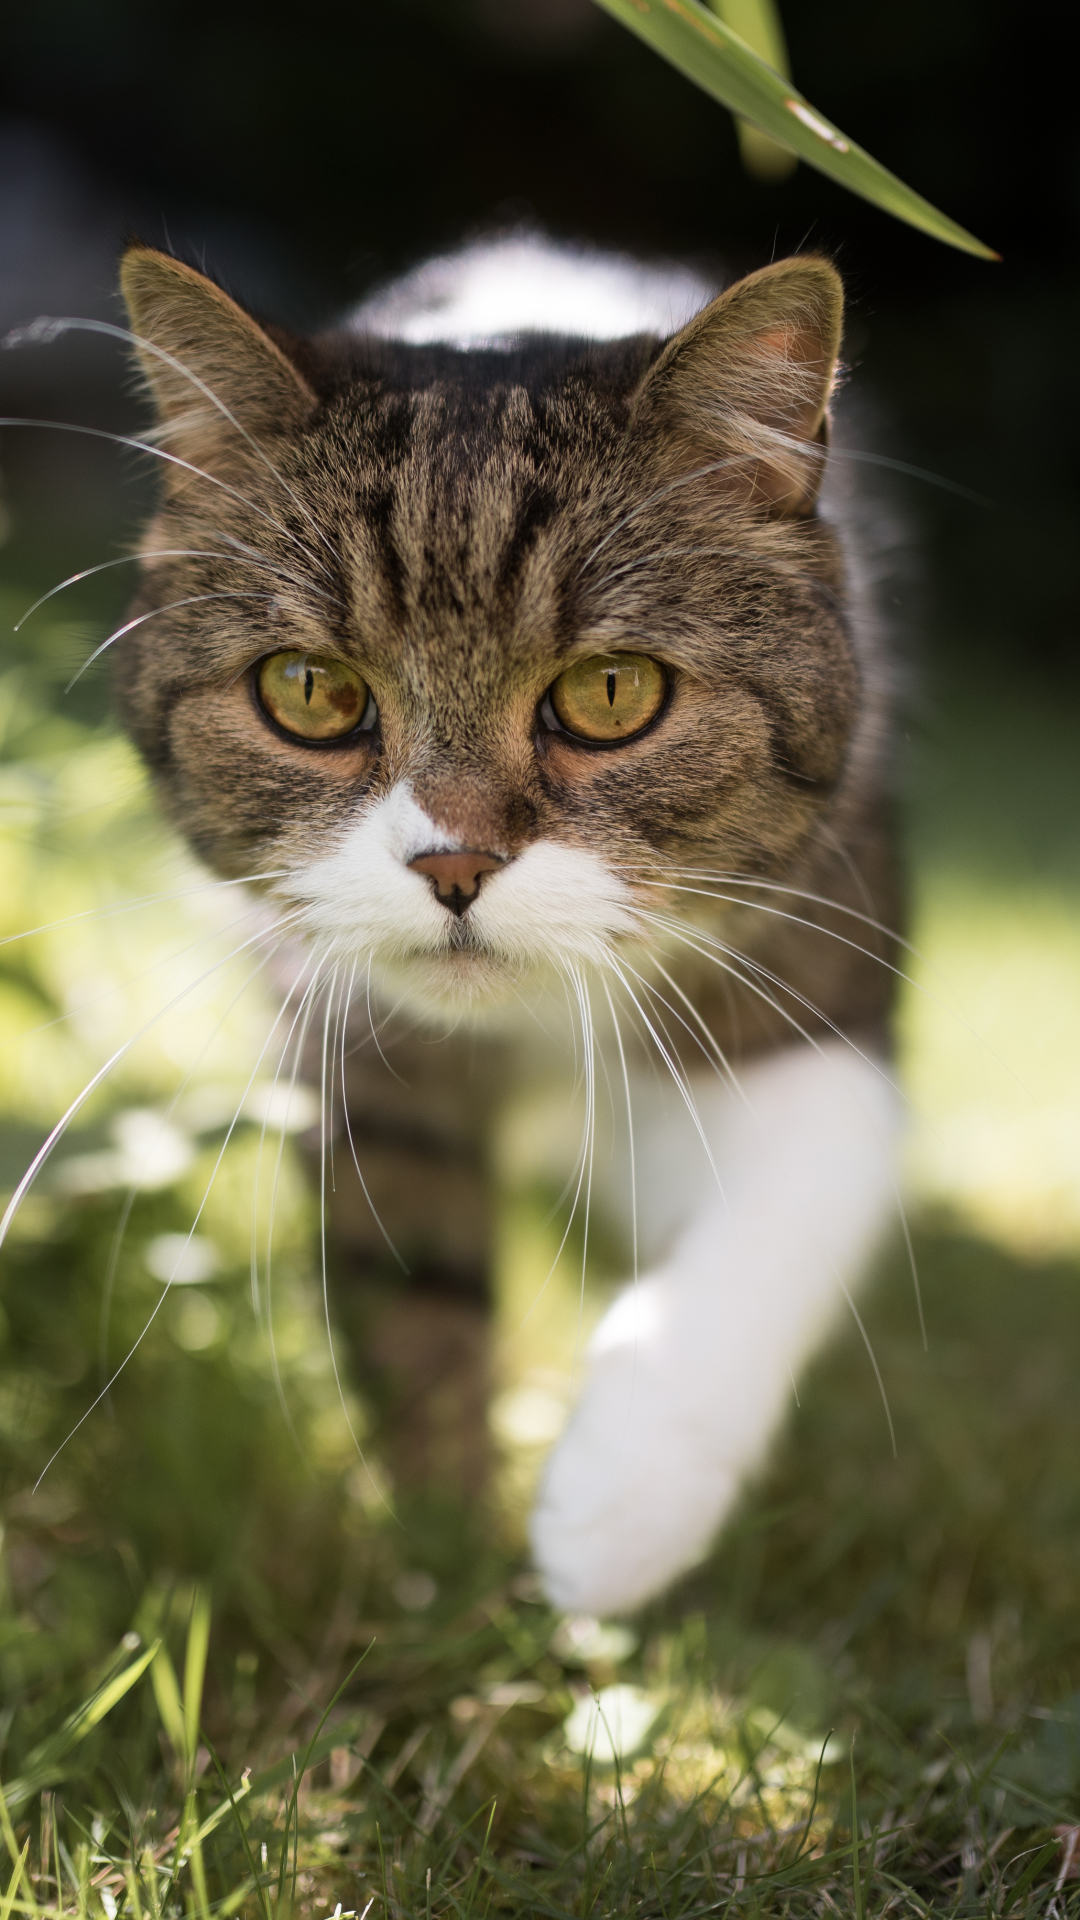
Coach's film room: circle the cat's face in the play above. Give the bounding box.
[117,248,853,1016]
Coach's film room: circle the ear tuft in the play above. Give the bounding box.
[119,245,316,482]
[630,255,844,516]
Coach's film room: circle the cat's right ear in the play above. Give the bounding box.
[119,245,316,483]
[627,255,844,517]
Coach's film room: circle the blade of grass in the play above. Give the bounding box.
[850,1736,864,1920]
[150,1650,185,1765]
[0,1791,36,1918]
[2,1642,160,1815]
[182,1589,211,1780]
[708,0,796,179]
[1005,1838,1059,1912]
[0,1843,30,1920]
[201,1740,270,1920]
[589,0,998,256]
[273,1643,375,1905]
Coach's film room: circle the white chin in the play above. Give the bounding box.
[374,945,523,1019]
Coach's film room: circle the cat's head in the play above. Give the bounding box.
[117,243,853,1017]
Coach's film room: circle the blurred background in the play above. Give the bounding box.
[1,0,1080,1794]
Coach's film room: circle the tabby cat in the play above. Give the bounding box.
[113,234,900,1617]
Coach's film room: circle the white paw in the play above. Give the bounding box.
[529,1041,900,1617]
[530,1279,740,1616]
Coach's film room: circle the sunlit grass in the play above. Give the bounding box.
[3,553,1080,1915]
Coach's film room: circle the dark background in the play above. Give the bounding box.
[0,0,1076,679]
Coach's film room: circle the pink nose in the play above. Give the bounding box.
[408,849,506,915]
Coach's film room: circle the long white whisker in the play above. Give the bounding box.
[262,958,330,1449]
[618,864,918,979]
[641,955,745,1103]
[518,966,597,1331]
[249,951,322,1324]
[99,933,288,1385]
[641,920,919,1395]
[9,897,283,1050]
[65,590,272,691]
[564,964,597,1402]
[316,966,395,1519]
[360,952,406,1085]
[4,316,346,579]
[603,952,727,1209]
[0,870,290,954]
[338,961,408,1273]
[0,414,330,587]
[30,919,314,1489]
[0,909,305,1258]
[642,910,906,1109]
[12,549,343,634]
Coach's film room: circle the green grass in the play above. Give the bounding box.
[3,545,1080,1915]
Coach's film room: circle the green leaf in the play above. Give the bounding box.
[1,1639,160,1814]
[151,1645,187,1759]
[709,0,796,181]
[590,0,998,257]
[183,1584,212,1772]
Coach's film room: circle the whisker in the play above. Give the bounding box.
[603,952,727,1208]
[65,589,273,691]
[0,907,306,1259]
[98,933,289,1388]
[12,549,342,634]
[261,958,331,1449]
[4,316,346,580]
[0,870,290,954]
[562,964,598,1406]
[598,976,647,1469]
[824,441,990,508]
[618,862,913,964]
[636,917,915,1405]
[0,414,333,591]
[641,909,905,1107]
[29,915,314,1489]
[8,896,283,1049]
[518,965,598,1331]
[642,954,745,1104]
[316,964,396,1519]
[338,960,408,1274]
[249,950,323,1325]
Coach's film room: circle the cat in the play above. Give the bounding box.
[111,231,901,1618]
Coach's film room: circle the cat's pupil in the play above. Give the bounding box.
[606,672,617,708]
[304,667,314,706]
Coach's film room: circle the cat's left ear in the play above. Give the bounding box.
[119,245,317,481]
[628,255,843,516]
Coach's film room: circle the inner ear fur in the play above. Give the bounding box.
[119,245,316,484]
[629,255,844,516]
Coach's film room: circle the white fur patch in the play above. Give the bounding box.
[274,782,638,1016]
[530,1041,901,1615]
[351,235,717,348]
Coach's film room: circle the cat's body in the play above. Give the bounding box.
[114,235,901,1615]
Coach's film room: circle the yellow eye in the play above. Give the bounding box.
[257,651,370,741]
[549,652,666,743]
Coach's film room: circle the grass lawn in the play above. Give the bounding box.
[2,542,1080,1916]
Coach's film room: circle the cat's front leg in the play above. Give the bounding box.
[530,1040,900,1616]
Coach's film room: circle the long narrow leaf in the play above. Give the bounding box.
[150,1647,186,1759]
[183,1585,212,1772]
[1,1641,160,1814]
[709,0,796,179]
[590,0,997,256]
